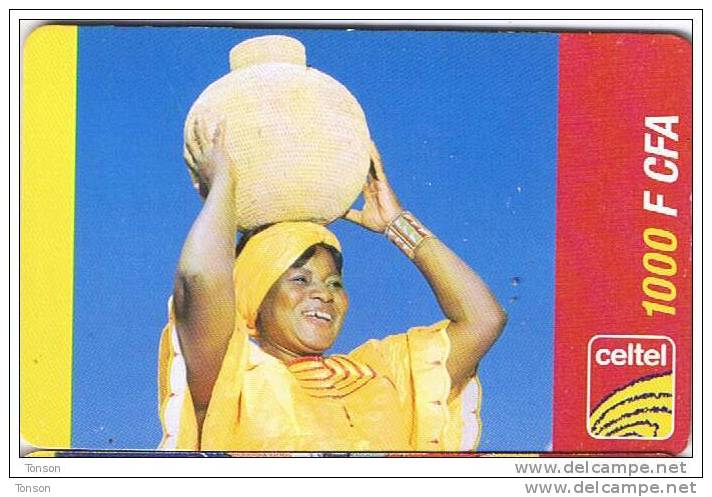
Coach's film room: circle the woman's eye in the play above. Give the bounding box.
[291,276,308,284]
[329,280,343,289]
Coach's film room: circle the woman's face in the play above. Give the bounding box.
[257,245,349,358]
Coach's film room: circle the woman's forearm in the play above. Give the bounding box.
[340,142,505,391]
[173,170,237,412]
[413,237,506,331]
[411,233,507,391]
[176,171,236,284]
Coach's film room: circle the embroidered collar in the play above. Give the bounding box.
[246,341,377,399]
[286,354,377,399]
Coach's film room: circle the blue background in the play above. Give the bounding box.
[72,26,559,451]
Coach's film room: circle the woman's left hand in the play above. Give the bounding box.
[344,142,403,233]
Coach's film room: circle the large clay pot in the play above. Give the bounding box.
[184,35,371,231]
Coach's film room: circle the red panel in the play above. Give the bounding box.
[554,34,691,454]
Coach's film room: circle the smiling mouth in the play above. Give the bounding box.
[301,310,333,323]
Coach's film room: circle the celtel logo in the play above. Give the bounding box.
[587,335,675,440]
[594,342,669,367]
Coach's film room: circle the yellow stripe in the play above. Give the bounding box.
[21,25,78,448]
[27,451,58,458]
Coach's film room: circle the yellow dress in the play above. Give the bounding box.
[157,300,483,452]
[158,221,483,452]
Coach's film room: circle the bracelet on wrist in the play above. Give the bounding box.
[384,211,434,260]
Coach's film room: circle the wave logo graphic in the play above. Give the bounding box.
[589,371,673,438]
[587,335,675,440]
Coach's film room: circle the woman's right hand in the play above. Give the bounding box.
[187,119,234,198]
[344,141,403,233]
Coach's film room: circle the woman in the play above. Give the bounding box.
[158,126,507,451]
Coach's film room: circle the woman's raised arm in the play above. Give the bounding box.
[173,124,238,424]
[344,143,507,397]
[409,236,507,397]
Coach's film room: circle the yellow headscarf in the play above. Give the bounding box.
[233,221,341,330]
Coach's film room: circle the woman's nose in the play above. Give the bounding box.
[309,282,334,302]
